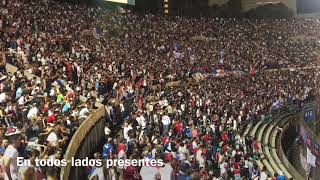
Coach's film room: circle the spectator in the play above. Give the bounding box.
[3,127,22,180]
[277,171,286,180]
[102,137,113,159]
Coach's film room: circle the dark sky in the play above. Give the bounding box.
[297,0,320,14]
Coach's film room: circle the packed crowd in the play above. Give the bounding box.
[0,0,319,180]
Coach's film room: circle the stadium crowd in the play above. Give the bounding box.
[0,0,319,180]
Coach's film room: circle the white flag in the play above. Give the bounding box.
[307,148,316,167]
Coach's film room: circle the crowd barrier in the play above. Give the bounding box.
[60,106,106,180]
[278,116,305,179]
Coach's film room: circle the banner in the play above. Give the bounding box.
[304,109,314,122]
[307,147,316,167]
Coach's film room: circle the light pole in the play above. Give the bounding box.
[164,0,169,15]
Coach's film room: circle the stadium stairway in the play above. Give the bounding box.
[243,107,297,179]
[262,114,293,179]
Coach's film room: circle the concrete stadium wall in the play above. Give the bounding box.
[241,0,297,14]
[208,0,228,6]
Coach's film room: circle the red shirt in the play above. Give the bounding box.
[117,143,124,155]
[234,168,241,175]
[67,63,72,72]
[162,137,169,144]
[249,66,255,76]
[222,132,229,142]
[124,165,142,180]
[175,122,183,134]
[203,134,212,141]
[192,129,198,138]
[253,141,260,150]
[66,92,75,100]
[43,104,48,113]
[47,114,57,123]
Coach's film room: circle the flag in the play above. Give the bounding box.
[174,51,183,59]
[271,99,283,111]
[249,66,255,76]
[219,49,225,64]
[173,42,181,51]
[192,73,207,81]
[219,49,226,64]
[216,69,225,77]
[219,58,224,64]
[307,148,316,167]
[198,73,207,80]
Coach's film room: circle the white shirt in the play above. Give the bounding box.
[47,132,58,146]
[119,103,125,112]
[260,171,268,180]
[192,141,198,149]
[159,163,173,180]
[196,149,203,162]
[136,115,146,128]
[196,149,205,168]
[27,107,38,120]
[178,146,189,161]
[49,89,55,96]
[104,127,111,136]
[31,87,39,96]
[105,106,113,115]
[4,145,19,180]
[123,126,133,141]
[166,106,172,114]
[162,115,171,125]
[148,104,153,112]
[220,162,227,175]
[140,166,160,180]
[4,106,13,114]
[196,109,201,118]
[71,110,79,118]
[0,92,6,103]
[17,96,25,105]
[79,108,89,118]
[180,104,186,111]
[117,150,126,169]
[163,100,168,107]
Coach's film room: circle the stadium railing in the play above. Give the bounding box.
[60,106,106,180]
[278,116,305,180]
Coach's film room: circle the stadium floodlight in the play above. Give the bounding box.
[255,1,280,5]
[104,0,135,5]
[163,0,169,15]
